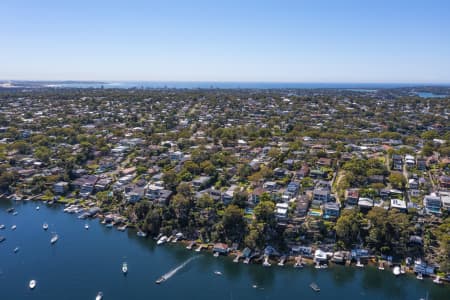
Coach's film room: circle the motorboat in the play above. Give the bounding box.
[155,277,165,284]
[95,291,103,300]
[0,224,5,230]
[310,282,320,292]
[14,247,20,253]
[122,262,128,274]
[393,266,401,276]
[433,276,442,284]
[157,235,168,245]
[136,231,147,237]
[12,211,18,216]
[50,233,59,244]
[11,225,17,230]
[6,207,14,213]
[105,223,113,228]
[85,223,89,230]
[356,259,364,268]
[400,265,406,274]
[29,280,37,289]
[214,271,222,276]
[43,223,49,230]
[417,272,423,280]
[36,206,40,211]
[378,262,385,270]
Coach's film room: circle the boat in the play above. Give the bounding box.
[378,262,385,270]
[0,224,5,230]
[136,230,147,237]
[0,236,5,243]
[214,271,222,276]
[36,206,40,211]
[85,223,89,230]
[356,259,364,268]
[117,225,127,231]
[393,266,401,276]
[43,223,49,230]
[29,280,37,289]
[105,223,113,228]
[186,241,195,250]
[157,235,168,245]
[213,251,219,257]
[122,262,128,274]
[95,291,103,300]
[433,276,442,284]
[262,256,271,267]
[417,272,423,280]
[14,247,20,253]
[50,233,59,244]
[12,211,18,216]
[278,255,286,266]
[400,265,406,274]
[310,282,320,292]
[6,207,14,213]
[155,277,165,284]
[11,225,17,230]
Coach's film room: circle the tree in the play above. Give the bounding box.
[335,209,362,248]
[388,172,406,189]
[222,205,246,243]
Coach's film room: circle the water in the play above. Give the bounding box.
[1,200,448,300]
[415,92,448,98]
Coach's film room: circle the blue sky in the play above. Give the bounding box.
[1,0,450,83]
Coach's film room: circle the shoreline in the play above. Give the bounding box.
[3,195,449,285]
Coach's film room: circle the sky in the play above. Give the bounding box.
[1,0,450,83]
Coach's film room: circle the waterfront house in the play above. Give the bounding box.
[314,249,328,262]
[53,181,68,195]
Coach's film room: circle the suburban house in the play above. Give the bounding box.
[392,154,403,171]
[345,189,359,206]
[313,188,330,203]
[53,181,68,195]
[423,194,441,215]
[323,202,340,219]
[390,198,407,212]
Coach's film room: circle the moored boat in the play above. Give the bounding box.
[14,247,20,253]
[29,280,37,289]
[43,223,49,230]
[310,282,320,292]
[417,272,423,280]
[95,291,103,300]
[433,276,442,284]
[122,262,128,275]
[214,270,222,276]
[0,224,5,230]
[157,235,168,245]
[85,223,89,230]
[50,233,59,244]
[136,230,147,237]
[393,266,401,276]
[11,225,17,230]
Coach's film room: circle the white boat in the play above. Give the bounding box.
[122,262,128,274]
[417,272,423,280]
[262,256,271,267]
[378,262,385,270]
[356,259,364,268]
[12,211,18,216]
[214,271,222,276]
[400,265,406,274]
[433,276,442,284]
[43,223,49,230]
[14,247,20,253]
[157,235,168,245]
[85,223,89,230]
[50,233,59,244]
[29,280,37,289]
[95,291,103,300]
[393,266,401,276]
[105,223,113,228]
[136,231,147,237]
[11,225,17,230]
[0,224,5,230]
[36,206,40,211]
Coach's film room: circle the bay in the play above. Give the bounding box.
[0,200,448,300]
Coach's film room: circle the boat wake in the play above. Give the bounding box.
[157,256,199,283]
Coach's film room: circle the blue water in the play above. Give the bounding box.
[415,92,448,98]
[1,200,448,300]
